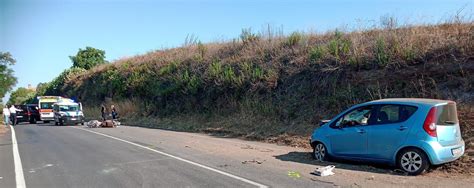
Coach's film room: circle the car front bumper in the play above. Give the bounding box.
[59,116,84,124]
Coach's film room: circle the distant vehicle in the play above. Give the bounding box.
[38,96,63,123]
[16,104,40,124]
[310,98,465,175]
[53,98,85,126]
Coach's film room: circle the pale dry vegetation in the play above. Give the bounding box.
[61,20,473,174]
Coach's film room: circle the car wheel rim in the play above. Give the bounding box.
[401,151,422,172]
[314,144,325,161]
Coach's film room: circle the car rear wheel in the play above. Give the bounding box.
[397,148,429,175]
[313,142,328,161]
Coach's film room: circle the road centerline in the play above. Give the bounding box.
[71,126,268,188]
[10,125,26,188]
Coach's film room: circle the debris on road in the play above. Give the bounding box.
[242,159,265,164]
[311,165,335,177]
[241,145,255,149]
[101,120,115,127]
[87,120,101,128]
[287,171,301,178]
[366,175,375,181]
[217,164,231,168]
[87,120,121,128]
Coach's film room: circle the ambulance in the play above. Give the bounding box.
[37,96,63,123]
[53,98,84,126]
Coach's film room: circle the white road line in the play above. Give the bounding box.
[72,127,268,188]
[10,125,26,188]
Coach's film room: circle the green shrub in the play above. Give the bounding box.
[159,61,180,75]
[240,28,260,45]
[403,47,417,62]
[327,31,351,62]
[286,32,302,46]
[309,45,327,63]
[209,60,223,78]
[198,42,206,56]
[375,37,389,66]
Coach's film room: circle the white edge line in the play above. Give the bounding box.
[10,125,26,188]
[72,126,268,188]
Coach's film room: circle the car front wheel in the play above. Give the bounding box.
[313,142,328,161]
[397,148,429,175]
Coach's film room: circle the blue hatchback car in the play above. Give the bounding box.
[310,98,465,175]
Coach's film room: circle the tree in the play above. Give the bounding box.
[44,67,86,95]
[70,47,107,70]
[0,52,17,103]
[8,87,36,105]
[36,82,50,96]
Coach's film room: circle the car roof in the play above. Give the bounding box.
[366,98,453,106]
[55,102,78,105]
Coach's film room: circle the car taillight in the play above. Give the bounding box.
[27,111,31,116]
[423,107,437,137]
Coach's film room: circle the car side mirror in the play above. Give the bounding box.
[319,120,331,126]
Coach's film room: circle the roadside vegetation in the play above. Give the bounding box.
[37,18,474,174]
[0,52,17,104]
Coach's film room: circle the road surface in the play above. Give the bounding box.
[0,123,330,188]
[1,122,473,188]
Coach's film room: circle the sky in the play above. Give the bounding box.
[1,0,472,102]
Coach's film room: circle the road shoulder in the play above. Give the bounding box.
[0,126,16,187]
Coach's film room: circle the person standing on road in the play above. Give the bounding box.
[3,105,10,126]
[111,105,118,120]
[9,105,20,126]
[101,104,107,121]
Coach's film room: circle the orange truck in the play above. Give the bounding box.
[37,96,64,123]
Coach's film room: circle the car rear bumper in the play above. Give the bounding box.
[422,140,465,165]
[41,116,54,121]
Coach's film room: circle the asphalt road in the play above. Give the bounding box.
[0,122,331,188]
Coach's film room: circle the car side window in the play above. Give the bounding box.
[333,105,374,128]
[375,105,417,124]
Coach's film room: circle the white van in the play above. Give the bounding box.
[53,99,85,126]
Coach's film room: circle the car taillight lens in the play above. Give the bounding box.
[423,107,437,137]
[27,112,31,116]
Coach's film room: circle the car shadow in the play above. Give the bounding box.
[274,151,410,176]
[33,122,81,127]
[123,123,243,139]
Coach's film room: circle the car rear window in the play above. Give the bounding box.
[28,106,39,112]
[17,105,27,111]
[375,105,418,124]
[436,103,458,125]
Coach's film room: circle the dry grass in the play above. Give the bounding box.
[59,20,474,174]
[0,116,7,134]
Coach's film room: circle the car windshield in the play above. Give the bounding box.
[40,102,54,109]
[59,105,79,112]
[335,106,373,127]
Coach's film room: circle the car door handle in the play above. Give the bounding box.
[398,126,408,131]
[357,129,366,134]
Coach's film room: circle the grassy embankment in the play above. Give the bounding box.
[65,21,472,173]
